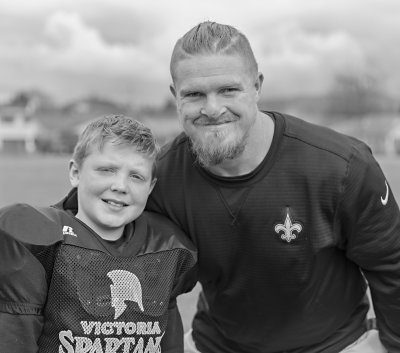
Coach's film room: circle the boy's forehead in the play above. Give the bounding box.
[93,140,140,155]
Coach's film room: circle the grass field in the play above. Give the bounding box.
[1,153,400,331]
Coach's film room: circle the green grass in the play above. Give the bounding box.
[1,153,399,331]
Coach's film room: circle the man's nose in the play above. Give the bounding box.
[201,95,226,118]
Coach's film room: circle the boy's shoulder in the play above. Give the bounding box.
[0,202,117,255]
[0,203,65,246]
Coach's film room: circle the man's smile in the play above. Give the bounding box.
[194,116,238,126]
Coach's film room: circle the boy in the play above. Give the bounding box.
[0,115,197,353]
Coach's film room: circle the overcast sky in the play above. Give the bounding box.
[0,0,399,107]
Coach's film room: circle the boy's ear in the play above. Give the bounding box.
[149,178,157,195]
[69,160,80,188]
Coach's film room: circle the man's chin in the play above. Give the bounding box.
[192,143,245,168]
[191,132,230,149]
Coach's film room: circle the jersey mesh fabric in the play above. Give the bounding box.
[38,244,195,352]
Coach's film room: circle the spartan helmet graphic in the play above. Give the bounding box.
[107,270,144,319]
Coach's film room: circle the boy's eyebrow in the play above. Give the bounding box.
[94,159,118,166]
[95,160,151,172]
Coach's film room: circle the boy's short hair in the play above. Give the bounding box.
[72,115,159,176]
[170,21,258,81]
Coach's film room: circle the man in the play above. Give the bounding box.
[146,21,400,352]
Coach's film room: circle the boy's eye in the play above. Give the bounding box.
[130,174,144,181]
[98,167,115,173]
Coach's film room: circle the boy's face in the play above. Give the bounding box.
[69,141,156,240]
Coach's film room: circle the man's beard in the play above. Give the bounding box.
[189,129,247,168]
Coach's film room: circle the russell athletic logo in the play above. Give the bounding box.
[107,270,144,319]
[62,225,77,237]
[275,209,302,243]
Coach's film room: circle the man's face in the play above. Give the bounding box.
[69,142,156,240]
[170,53,262,167]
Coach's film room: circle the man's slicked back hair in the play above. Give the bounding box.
[72,114,159,175]
[170,21,258,81]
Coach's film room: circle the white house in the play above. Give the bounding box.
[0,104,40,153]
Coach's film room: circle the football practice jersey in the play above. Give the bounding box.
[0,195,197,353]
[146,112,400,352]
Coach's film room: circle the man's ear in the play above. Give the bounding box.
[69,160,80,188]
[255,72,264,92]
[169,84,177,98]
[255,72,264,100]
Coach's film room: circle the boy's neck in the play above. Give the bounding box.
[103,228,127,247]
[74,210,126,242]
[99,229,125,242]
[101,222,135,254]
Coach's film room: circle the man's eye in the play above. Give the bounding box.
[184,92,201,98]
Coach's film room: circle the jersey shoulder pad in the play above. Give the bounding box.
[0,204,64,246]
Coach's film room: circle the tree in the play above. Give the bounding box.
[325,74,386,117]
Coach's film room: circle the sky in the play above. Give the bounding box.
[0,0,399,107]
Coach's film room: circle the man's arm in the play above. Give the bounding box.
[340,144,400,351]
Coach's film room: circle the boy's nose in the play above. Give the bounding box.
[110,175,128,192]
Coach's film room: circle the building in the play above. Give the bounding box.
[0,99,41,153]
[327,114,400,155]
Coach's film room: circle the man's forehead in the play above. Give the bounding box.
[173,53,254,81]
[175,52,248,67]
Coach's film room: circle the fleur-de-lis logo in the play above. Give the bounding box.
[274,209,302,243]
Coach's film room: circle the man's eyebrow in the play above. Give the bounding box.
[179,88,201,96]
[220,82,241,88]
[179,80,241,93]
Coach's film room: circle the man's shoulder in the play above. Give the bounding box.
[138,211,196,255]
[274,112,370,162]
[158,132,189,161]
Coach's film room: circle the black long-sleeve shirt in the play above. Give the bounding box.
[147,111,400,352]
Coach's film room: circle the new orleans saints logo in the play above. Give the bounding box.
[274,208,302,243]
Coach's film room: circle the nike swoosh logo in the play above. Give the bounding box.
[381,180,389,206]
